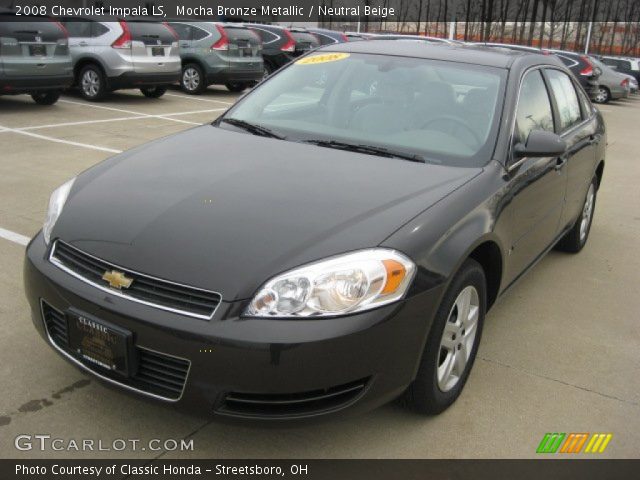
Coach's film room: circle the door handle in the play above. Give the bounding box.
[79,41,88,47]
[180,43,189,48]
[555,157,567,170]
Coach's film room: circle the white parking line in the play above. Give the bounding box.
[13,108,225,132]
[0,227,30,246]
[164,93,234,105]
[0,124,122,154]
[58,99,202,125]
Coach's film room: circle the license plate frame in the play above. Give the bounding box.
[29,44,46,57]
[66,309,134,378]
[151,46,165,57]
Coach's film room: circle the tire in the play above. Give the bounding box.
[181,63,206,94]
[31,91,60,105]
[262,62,275,81]
[555,176,597,253]
[225,82,248,93]
[594,86,611,104]
[140,86,167,98]
[402,258,486,414]
[78,64,107,101]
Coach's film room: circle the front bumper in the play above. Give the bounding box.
[0,74,73,93]
[24,233,443,421]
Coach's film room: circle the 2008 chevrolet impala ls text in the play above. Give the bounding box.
[24,41,605,420]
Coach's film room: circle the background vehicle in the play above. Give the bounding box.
[0,8,73,105]
[377,34,453,44]
[247,24,319,77]
[547,49,601,100]
[589,56,630,103]
[167,21,263,94]
[344,32,375,41]
[59,18,180,101]
[307,27,347,46]
[600,56,640,84]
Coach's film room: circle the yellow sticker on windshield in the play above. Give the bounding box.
[296,53,350,65]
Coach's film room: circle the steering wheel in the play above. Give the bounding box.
[421,115,481,146]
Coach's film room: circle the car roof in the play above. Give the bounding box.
[319,40,560,69]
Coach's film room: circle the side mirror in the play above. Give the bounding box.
[514,130,566,158]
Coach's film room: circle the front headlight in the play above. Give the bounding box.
[246,249,416,317]
[43,178,75,245]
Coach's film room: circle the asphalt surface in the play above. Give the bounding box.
[0,88,638,459]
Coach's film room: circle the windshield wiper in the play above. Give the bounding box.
[220,118,285,140]
[303,140,426,163]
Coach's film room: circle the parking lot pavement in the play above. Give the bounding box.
[0,90,639,459]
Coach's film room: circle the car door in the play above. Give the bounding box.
[168,22,194,55]
[503,69,567,284]
[544,68,599,232]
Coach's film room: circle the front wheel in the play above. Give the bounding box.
[402,258,486,414]
[181,64,206,94]
[594,86,611,104]
[140,86,167,99]
[31,91,60,105]
[555,176,597,253]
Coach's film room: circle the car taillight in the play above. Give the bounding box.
[340,33,349,42]
[622,78,629,86]
[580,55,594,76]
[111,20,132,49]
[281,29,296,52]
[211,24,229,50]
[163,22,179,43]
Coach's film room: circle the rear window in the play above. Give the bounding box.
[127,21,175,45]
[291,32,319,46]
[223,25,260,44]
[0,16,65,41]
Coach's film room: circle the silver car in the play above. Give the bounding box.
[590,56,630,103]
[60,19,181,101]
[0,8,73,105]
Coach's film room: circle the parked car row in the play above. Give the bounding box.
[480,42,637,104]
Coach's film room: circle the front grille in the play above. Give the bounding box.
[50,241,221,319]
[41,301,190,401]
[217,379,369,419]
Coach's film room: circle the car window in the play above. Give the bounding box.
[64,21,91,38]
[576,86,593,119]
[514,70,554,143]
[546,69,582,132]
[92,22,109,37]
[169,23,191,41]
[192,26,209,41]
[222,53,506,167]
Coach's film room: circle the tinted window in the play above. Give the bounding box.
[515,70,554,143]
[92,22,109,37]
[546,69,582,131]
[169,22,191,40]
[127,21,175,45]
[64,21,91,38]
[251,27,278,44]
[192,25,209,40]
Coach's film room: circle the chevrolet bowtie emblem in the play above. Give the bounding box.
[102,270,133,290]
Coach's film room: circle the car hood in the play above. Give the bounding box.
[54,126,480,301]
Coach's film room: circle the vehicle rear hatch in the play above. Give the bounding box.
[0,13,69,77]
[290,30,319,57]
[128,20,178,74]
[219,24,262,71]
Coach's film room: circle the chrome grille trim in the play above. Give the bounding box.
[49,240,222,320]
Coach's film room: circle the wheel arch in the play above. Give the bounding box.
[73,57,107,84]
[595,160,605,190]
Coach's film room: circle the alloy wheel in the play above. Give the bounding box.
[595,88,608,103]
[82,70,100,98]
[183,67,200,91]
[579,183,595,242]
[437,286,480,392]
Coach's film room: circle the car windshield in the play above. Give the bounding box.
[219,52,506,166]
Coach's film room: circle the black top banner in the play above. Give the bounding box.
[1,0,639,23]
